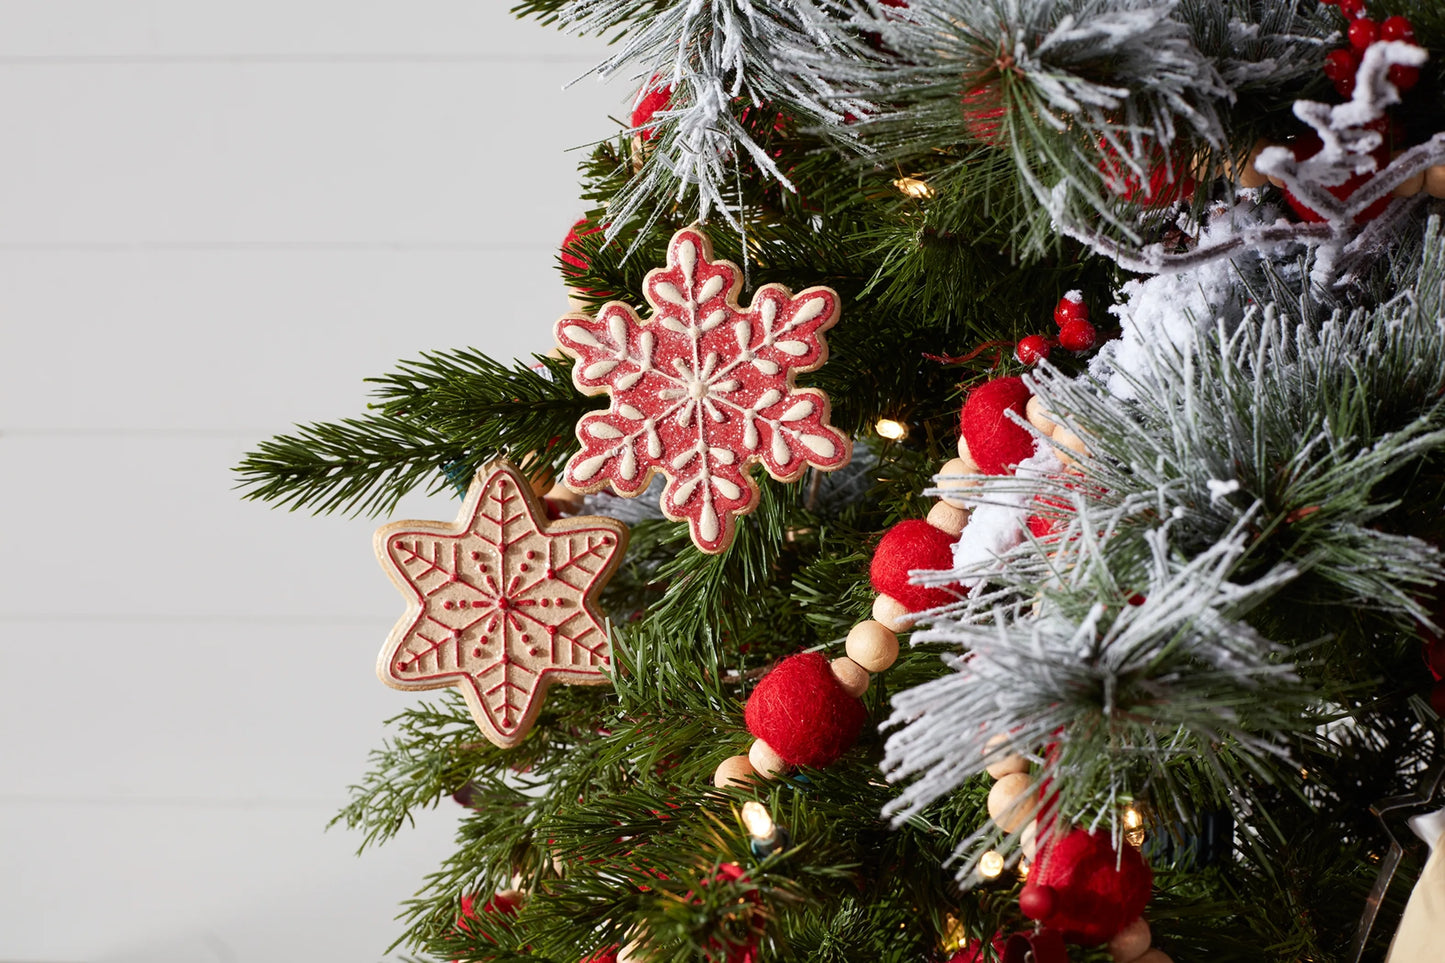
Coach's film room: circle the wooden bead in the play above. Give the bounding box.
[1025,395,1056,435]
[872,593,915,633]
[846,620,899,672]
[544,481,585,514]
[1395,171,1426,197]
[1238,138,1271,189]
[983,732,1029,779]
[1266,174,1285,189]
[955,435,980,469]
[935,457,979,508]
[1019,819,1040,859]
[713,754,757,789]
[830,656,870,697]
[986,772,1036,833]
[1052,427,1089,469]
[1129,951,1171,963]
[926,499,969,535]
[1427,165,1445,199]
[1107,918,1152,963]
[748,739,788,779]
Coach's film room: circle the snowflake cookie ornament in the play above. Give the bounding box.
[374,460,628,748]
[554,226,851,553]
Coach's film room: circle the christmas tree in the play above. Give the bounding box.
[237,2,1445,960]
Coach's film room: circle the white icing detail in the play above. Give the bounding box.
[771,430,791,465]
[584,359,619,379]
[801,433,836,459]
[700,309,728,332]
[615,370,643,391]
[571,452,609,482]
[760,299,777,327]
[646,421,663,458]
[698,275,725,301]
[699,502,719,543]
[780,399,813,421]
[734,319,751,350]
[618,404,645,420]
[638,331,654,364]
[589,423,623,439]
[563,324,602,348]
[708,447,736,464]
[711,379,739,393]
[775,340,809,356]
[705,400,725,422]
[743,418,759,450]
[619,446,637,480]
[755,359,780,375]
[672,476,700,504]
[661,315,689,334]
[608,314,629,347]
[754,389,782,409]
[678,239,697,282]
[714,477,742,500]
[654,282,686,306]
[677,404,694,428]
[672,448,698,470]
[793,296,828,324]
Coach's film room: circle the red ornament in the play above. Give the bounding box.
[1338,0,1365,18]
[1324,48,1361,97]
[744,651,867,768]
[1348,18,1378,51]
[1388,64,1421,92]
[1380,16,1415,42]
[1057,320,1097,352]
[1016,334,1052,364]
[1281,131,1391,224]
[1099,140,1194,205]
[1001,928,1069,963]
[696,863,763,963]
[960,376,1036,475]
[631,81,673,142]
[580,948,619,963]
[870,519,960,612]
[1053,292,1088,328]
[1018,883,1059,920]
[962,84,1006,146]
[1024,829,1153,945]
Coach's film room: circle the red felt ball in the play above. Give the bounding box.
[1057,320,1097,352]
[631,81,673,142]
[744,651,867,769]
[1282,132,1391,224]
[962,85,1006,146]
[870,519,961,612]
[1348,18,1378,51]
[1381,16,1415,42]
[1018,883,1058,920]
[1016,335,1052,364]
[1026,829,1153,945]
[1053,292,1088,327]
[1339,0,1365,17]
[561,219,601,278]
[960,376,1036,475]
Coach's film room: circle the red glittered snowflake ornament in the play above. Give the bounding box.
[555,226,851,553]
[374,460,629,748]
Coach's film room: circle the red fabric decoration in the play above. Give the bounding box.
[744,651,867,768]
[580,947,619,963]
[1282,130,1391,224]
[631,81,672,142]
[1024,829,1153,945]
[961,85,1006,145]
[561,219,600,278]
[960,376,1035,475]
[1001,928,1069,963]
[870,519,959,611]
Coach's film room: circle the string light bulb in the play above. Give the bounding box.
[1123,805,1146,848]
[893,176,936,199]
[875,417,908,441]
[978,850,1006,879]
[940,913,967,953]
[741,801,788,856]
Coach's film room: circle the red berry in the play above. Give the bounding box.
[1057,320,1097,352]
[1339,0,1365,18]
[1349,18,1379,50]
[1053,292,1088,327]
[1380,16,1414,42]
[1323,48,1361,84]
[1019,884,1058,921]
[1389,64,1421,91]
[1016,334,1052,364]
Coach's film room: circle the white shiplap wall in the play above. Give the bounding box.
[0,4,622,960]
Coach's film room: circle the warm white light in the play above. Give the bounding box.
[741,801,775,840]
[1123,805,1146,847]
[978,850,1006,879]
[1017,858,1031,879]
[893,176,936,199]
[941,913,966,953]
[875,418,908,441]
